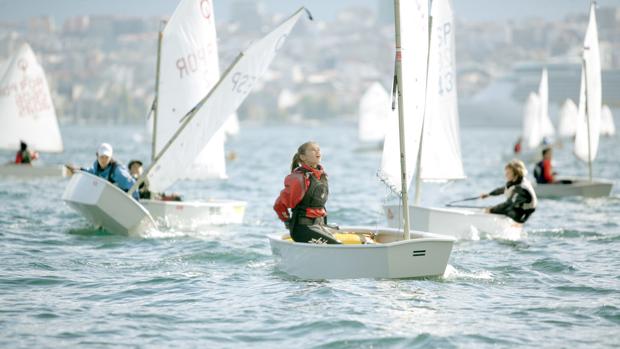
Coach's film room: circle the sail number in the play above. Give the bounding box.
[436,22,454,96]
[231,72,257,95]
[176,44,215,79]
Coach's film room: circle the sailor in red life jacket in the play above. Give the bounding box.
[14,141,39,164]
[533,147,556,184]
[273,141,341,244]
[513,137,522,154]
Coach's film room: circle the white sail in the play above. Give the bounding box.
[223,113,240,137]
[155,0,226,181]
[522,92,542,150]
[180,127,227,180]
[0,43,63,152]
[378,0,429,194]
[358,82,391,142]
[420,0,464,181]
[558,98,578,138]
[574,4,602,163]
[538,68,555,138]
[145,8,307,192]
[600,105,615,136]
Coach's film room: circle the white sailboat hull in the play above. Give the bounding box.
[384,205,523,240]
[62,172,157,236]
[269,227,454,279]
[141,199,246,230]
[0,164,67,178]
[535,178,613,198]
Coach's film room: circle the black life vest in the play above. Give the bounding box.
[291,166,328,220]
[533,160,545,184]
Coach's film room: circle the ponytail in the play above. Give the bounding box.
[290,153,302,172]
[290,141,317,172]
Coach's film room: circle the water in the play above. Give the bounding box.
[1,122,619,348]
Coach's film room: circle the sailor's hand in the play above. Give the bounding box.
[484,207,491,213]
[480,193,489,199]
[65,164,77,175]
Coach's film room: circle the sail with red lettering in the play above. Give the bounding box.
[155,0,226,180]
[0,43,63,152]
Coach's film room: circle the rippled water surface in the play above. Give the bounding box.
[1,122,619,348]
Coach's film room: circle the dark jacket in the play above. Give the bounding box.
[488,177,537,223]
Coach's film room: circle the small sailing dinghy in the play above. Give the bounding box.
[63,172,157,236]
[0,43,66,178]
[270,1,455,280]
[64,7,308,235]
[140,0,245,229]
[535,4,613,198]
[383,0,521,240]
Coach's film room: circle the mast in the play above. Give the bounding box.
[151,25,164,161]
[582,57,593,182]
[584,0,595,182]
[393,0,411,240]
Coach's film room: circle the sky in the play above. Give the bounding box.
[0,0,618,24]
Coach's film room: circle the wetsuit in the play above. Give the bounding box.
[274,164,340,244]
[488,177,537,223]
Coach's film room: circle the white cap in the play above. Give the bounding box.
[97,143,113,157]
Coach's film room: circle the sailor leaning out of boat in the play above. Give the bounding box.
[66,143,139,200]
[274,141,341,244]
[480,159,538,223]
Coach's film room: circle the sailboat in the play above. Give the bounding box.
[509,69,555,163]
[383,0,522,240]
[139,0,245,229]
[600,105,615,136]
[63,7,310,236]
[557,98,579,138]
[356,82,391,151]
[0,43,66,178]
[534,3,613,198]
[269,0,455,280]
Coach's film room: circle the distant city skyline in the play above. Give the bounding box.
[0,0,618,24]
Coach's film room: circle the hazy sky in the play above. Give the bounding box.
[0,0,617,23]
